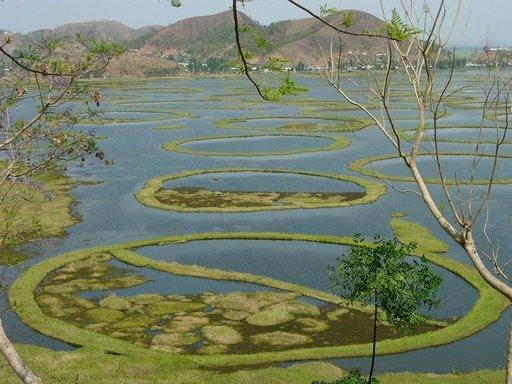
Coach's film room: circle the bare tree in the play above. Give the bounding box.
[0,33,122,383]
[226,0,511,381]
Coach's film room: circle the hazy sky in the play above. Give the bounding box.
[0,0,510,47]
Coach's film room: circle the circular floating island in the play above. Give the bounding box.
[349,152,512,185]
[162,134,350,157]
[398,126,512,145]
[78,110,192,126]
[10,232,508,367]
[135,168,387,212]
[215,115,373,133]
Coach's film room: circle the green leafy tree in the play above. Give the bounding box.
[328,236,442,384]
[313,368,379,384]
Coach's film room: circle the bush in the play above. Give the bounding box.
[313,368,379,384]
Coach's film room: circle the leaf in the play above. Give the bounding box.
[386,8,421,42]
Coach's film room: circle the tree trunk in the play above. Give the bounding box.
[508,318,512,384]
[0,317,42,384]
[368,303,378,384]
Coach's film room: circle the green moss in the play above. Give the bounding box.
[348,152,512,185]
[99,295,132,310]
[270,301,321,316]
[166,315,210,333]
[128,294,165,306]
[146,300,206,316]
[162,134,350,157]
[202,325,243,345]
[297,318,329,333]
[245,307,295,327]
[197,344,230,355]
[135,168,387,213]
[203,291,298,313]
[86,308,125,323]
[222,310,249,321]
[153,332,201,347]
[327,308,349,321]
[110,315,153,331]
[251,331,312,347]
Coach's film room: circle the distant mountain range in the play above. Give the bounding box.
[0,10,394,76]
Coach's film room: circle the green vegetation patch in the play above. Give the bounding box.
[391,218,450,254]
[215,115,373,133]
[398,126,512,145]
[251,331,312,347]
[10,231,509,367]
[0,343,504,383]
[162,134,350,157]
[135,168,387,213]
[202,325,243,345]
[154,124,186,131]
[348,152,512,185]
[245,307,295,326]
[0,168,81,262]
[78,110,192,126]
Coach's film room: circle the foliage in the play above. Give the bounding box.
[313,369,380,384]
[262,76,308,101]
[329,235,442,330]
[386,9,421,41]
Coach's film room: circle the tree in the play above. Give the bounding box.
[211,0,512,381]
[328,236,442,384]
[313,368,379,384]
[0,32,122,383]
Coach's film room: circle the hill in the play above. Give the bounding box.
[143,11,257,57]
[23,21,163,44]
[141,10,386,65]
[2,10,389,75]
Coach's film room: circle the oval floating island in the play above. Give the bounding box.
[162,134,351,157]
[10,232,508,368]
[215,115,373,133]
[135,168,387,212]
[349,152,512,185]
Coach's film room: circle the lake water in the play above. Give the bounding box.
[2,71,511,374]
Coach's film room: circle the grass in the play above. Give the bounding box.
[77,110,192,126]
[215,115,374,133]
[0,344,504,383]
[251,331,312,347]
[391,218,450,254]
[134,168,387,213]
[348,152,512,185]
[0,168,82,265]
[245,307,295,326]
[153,124,186,131]
[202,325,243,345]
[162,133,351,157]
[10,231,509,368]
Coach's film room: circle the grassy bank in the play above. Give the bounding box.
[0,344,504,383]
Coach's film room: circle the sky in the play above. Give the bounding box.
[0,0,510,47]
